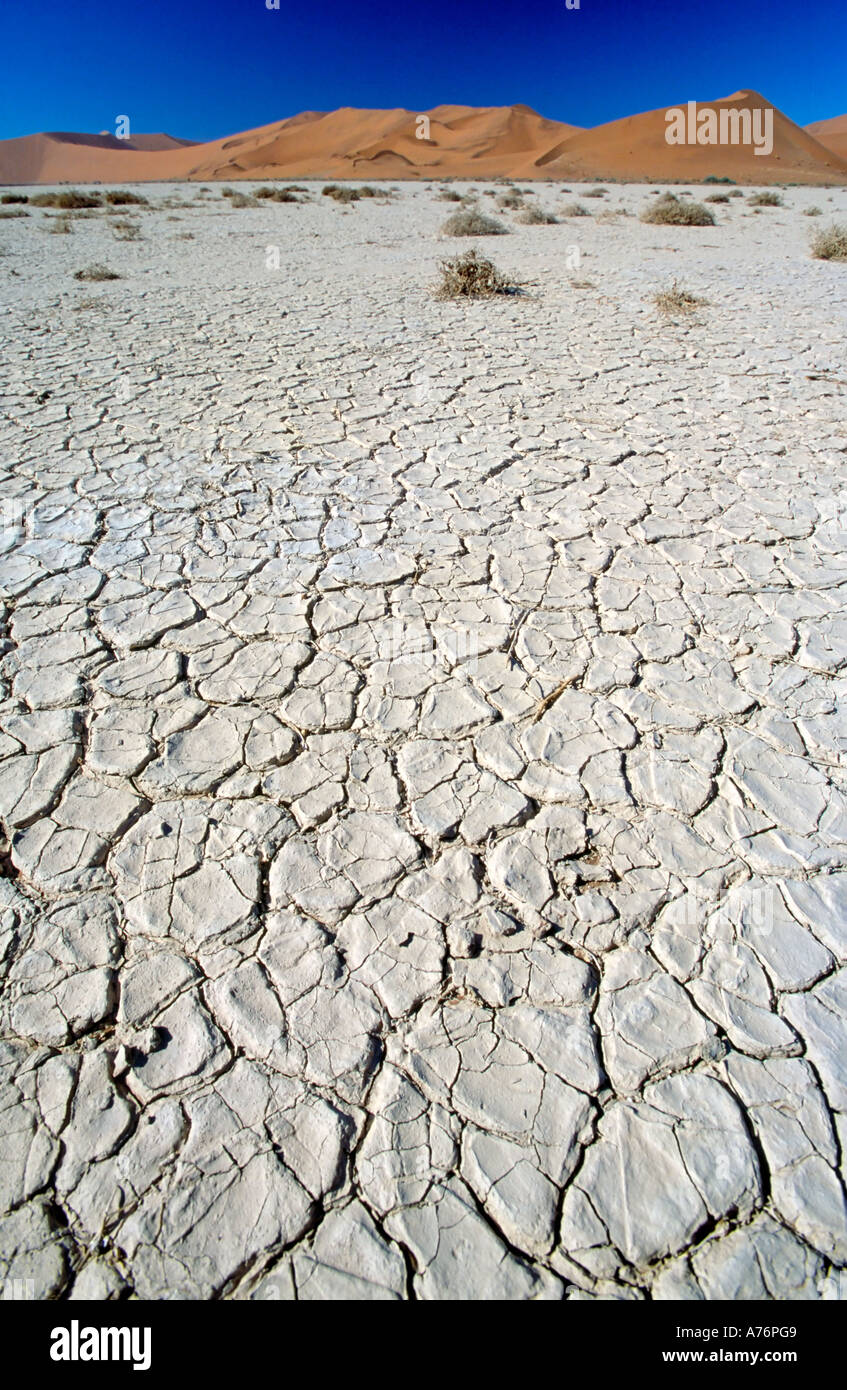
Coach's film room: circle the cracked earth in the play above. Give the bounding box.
[0,182,846,1300]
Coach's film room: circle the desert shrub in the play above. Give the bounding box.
[810,223,847,260]
[323,185,359,203]
[583,187,608,197]
[73,264,121,281]
[30,190,102,208]
[749,191,783,207]
[0,207,28,219]
[1,194,28,204]
[441,209,507,236]
[652,281,707,315]
[561,202,589,217]
[356,186,380,197]
[497,192,524,210]
[105,190,148,205]
[256,186,299,202]
[705,193,731,203]
[517,205,558,224]
[728,189,745,197]
[803,206,823,216]
[439,190,462,201]
[703,175,736,184]
[435,248,516,298]
[641,193,715,226]
[112,219,141,240]
[227,191,258,208]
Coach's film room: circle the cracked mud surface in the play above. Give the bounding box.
[1,182,846,1300]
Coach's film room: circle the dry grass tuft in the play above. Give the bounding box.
[1,194,28,204]
[31,191,101,209]
[112,219,141,240]
[105,190,148,205]
[441,209,507,237]
[256,186,300,202]
[583,187,608,198]
[435,248,517,299]
[748,191,783,207]
[803,206,823,216]
[497,192,524,210]
[517,205,558,225]
[652,281,708,316]
[810,223,847,260]
[705,193,731,203]
[561,202,590,218]
[641,193,715,226]
[73,264,121,282]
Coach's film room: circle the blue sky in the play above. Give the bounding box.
[2,0,845,141]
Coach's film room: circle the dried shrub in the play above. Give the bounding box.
[30,190,102,209]
[435,248,517,299]
[439,190,462,202]
[73,264,121,282]
[583,187,608,198]
[652,281,707,316]
[705,193,731,203]
[441,209,507,236]
[561,202,589,217]
[256,186,300,202]
[749,191,783,207]
[1,194,28,204]
[227,191,259,208]
[641,193,715,226]
[497,192,524,210]
[810,223,847,260]
[112,219,141,240]
[517,205,558,225]
[105,190,148,205]
[803,206,823,216]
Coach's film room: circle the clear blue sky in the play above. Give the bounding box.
[2,0,845,141]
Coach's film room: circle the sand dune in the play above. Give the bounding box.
[537,91,847,184]
[805,115,847,163]
[1,93,844,185]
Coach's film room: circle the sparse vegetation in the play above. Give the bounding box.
[810,223,847,261]
[1,194,28,204]
[583,187,608,197]
[497,192,524,210]
[439,190,462,202]
[641,193,715,226]
[705,193,731,203]
[30,191,102,209]
[105,190,148,205]
[112,219,141,240]
[749,191,783,207]
[652,281,707,316]
[703,176,736,184]
[73,264,121,282]
[435,248,517,299]
[561,202,590,217]
[728,189,745,197]
[441,209,507,237]
[0,207,28,219]
[803,206,823,216]
[517,206,558,225]
[227,191,259,208]
[256,186,300,202]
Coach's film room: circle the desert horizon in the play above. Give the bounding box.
[2,91,847,187]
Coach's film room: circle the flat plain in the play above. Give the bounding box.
[1,180,846,1300]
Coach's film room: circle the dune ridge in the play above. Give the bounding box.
[2,93,845,185]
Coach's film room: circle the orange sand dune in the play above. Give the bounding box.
[1,94,844,185]
[539,91,847,184]
[805,115,847,163]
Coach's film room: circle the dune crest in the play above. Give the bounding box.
[1,95,844,184]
